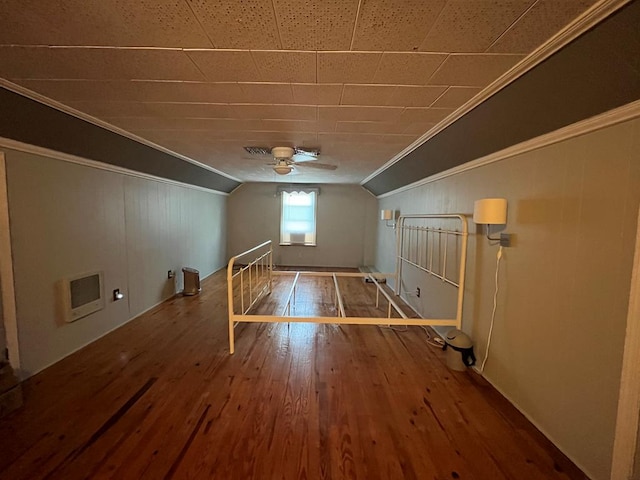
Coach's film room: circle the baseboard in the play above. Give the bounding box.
[20,264,223,380]
[471,366,592,478]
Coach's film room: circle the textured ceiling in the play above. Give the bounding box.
[0,0,598,184]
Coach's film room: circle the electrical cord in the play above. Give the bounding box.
[378,292,443,347]
[479,246,503,373]
[381,324,408,332]
[380,323,443,346]
[381,324,444,348]
[420,325,446,348]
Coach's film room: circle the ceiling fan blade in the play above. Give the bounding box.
[295,162,337,170]
[243,146,272,155]
[292,152,318,162]
[295,146,319,155]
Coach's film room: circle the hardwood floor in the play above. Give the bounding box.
[0,269,587,479]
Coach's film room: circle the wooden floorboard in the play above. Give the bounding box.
[0,269,587,479]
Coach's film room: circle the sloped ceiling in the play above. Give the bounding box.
[0,0,601,185]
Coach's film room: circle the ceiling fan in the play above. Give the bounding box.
[244,146,337,176]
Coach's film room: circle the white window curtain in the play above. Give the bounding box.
[280,191,317,246]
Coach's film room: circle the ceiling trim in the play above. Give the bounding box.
[376,99,640,199]
[0,137,229,196]
[360,0,633,186]
[0,78,241,184]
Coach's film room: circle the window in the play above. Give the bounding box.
[280,191,317,246]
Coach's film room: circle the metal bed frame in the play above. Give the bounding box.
[226,214,468,354]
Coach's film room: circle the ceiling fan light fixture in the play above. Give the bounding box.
[273,164,293,175]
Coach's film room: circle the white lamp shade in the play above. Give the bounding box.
[473,198,507,224]
[381,209,394,220]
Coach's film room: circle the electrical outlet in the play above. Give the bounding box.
[416,287,421,298]
[168,270,175,279]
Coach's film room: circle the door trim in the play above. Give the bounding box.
[611,204,640,478]
[0,151,20,374]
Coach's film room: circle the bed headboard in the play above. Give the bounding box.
[395,214,469,328]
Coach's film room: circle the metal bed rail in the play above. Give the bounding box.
[281,272,300,316]
[227,263,399,354]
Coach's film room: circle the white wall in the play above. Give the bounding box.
[4,148,227,377]
[124,176,226,317]
[228,183,377,268]
[375,117,640,480]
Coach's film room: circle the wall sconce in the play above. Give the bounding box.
[381,209,396,228]
[473,198,510,246]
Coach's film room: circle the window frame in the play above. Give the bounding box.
[279,190,318,247]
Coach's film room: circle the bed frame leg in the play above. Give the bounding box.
[229,318,235,355]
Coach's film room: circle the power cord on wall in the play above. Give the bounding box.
[479,246,503,373]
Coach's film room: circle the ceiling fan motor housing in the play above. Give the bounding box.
[271,146,295,159]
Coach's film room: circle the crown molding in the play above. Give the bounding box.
[377,99,640,199]
[0,78,242,184]
[361,0,633,186]
[0,137,229,196]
